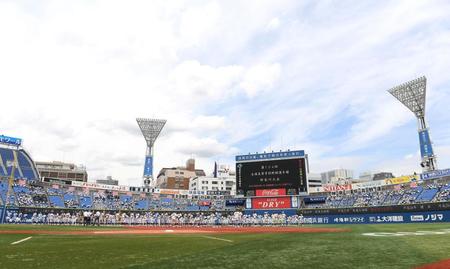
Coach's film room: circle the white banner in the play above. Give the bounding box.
[352,180,387,190]
[71,181,130,192]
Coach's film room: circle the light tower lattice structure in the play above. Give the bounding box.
[136,118,166,187]
[388,76,437,172]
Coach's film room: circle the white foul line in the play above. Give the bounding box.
[11,236,33,245]
[201,236,233,243]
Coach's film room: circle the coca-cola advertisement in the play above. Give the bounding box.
[256,188,286,196]
[252,197,292,209]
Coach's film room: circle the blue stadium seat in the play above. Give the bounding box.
[80,196,93,208]
[49,195,65,207]
[416,188,438,202]
[135,199,149,210]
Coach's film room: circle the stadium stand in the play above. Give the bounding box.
[0,148,39,180]
[0,175,449,214]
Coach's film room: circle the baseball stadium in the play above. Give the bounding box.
[2,1,450,269]
[0,77,450,269]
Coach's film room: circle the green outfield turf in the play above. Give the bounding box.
[1,223,450,269]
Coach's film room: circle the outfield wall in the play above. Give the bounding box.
[1,206,450,225]
[300,210,450,224]
[300,201,450,215]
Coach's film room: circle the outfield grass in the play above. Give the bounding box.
[1,223,449,269]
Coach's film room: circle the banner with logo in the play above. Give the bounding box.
[385,175,417,185]
[323,184,352,192]
[71,181,130,192]
[421,168,450,180]
[143,156,153,177]
[256,188,286,196]
[419,129,434,158]
[352,180,387,190]
[0,135,22,146]
[225,199,246,206]
[251,197,293,209]
[301,210,450,224]
[303,196,327,204]
[159,189,180,195]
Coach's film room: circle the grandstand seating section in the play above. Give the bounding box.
[0,178,449,211]
[303,181,450,209]
[1,143,449,213]
[0,148,39,180]
[0,177,246,211]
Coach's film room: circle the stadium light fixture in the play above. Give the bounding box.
[388,76,437,172]
[136,118,166,187]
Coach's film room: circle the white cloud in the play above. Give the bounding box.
[240,63,281,97]
[169,60,243,100]
[179,2,221,47]
[266,17,281,30]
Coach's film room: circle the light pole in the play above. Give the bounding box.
[388,76,437,172]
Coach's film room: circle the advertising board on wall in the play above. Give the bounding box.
[421,168,450,180]
[250,197,293,209]
[71,181,130,192]
[225,199,246,206]
[0,135,22,146]
[301,210,450,225]
[419,129,434,158]
[322,184,352,192]
[143,156,153,177]
[256,188,286,196]
[385,175,417,185]
[314,174,419,194]
[352,180,387,190]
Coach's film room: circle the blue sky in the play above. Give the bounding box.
[0,0,450,185]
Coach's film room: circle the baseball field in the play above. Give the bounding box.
[1,223,450,269]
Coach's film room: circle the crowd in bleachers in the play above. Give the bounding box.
[0,179,242,212]
[1,177,450,213]
[305,179,450,209]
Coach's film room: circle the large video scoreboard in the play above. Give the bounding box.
[235,150,308,196]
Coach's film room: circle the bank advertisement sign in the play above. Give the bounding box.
[301,210,450,224]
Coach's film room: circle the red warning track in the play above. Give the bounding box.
[0,226,349,235]
[416,259,450,269]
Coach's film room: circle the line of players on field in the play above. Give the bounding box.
[4,211,304,226]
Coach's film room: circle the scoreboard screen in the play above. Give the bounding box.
[236,157,307,196]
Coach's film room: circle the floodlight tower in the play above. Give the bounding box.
[388,76,437,172]
[136,118,166,187]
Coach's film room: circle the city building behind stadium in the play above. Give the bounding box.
[1,77,450,225]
